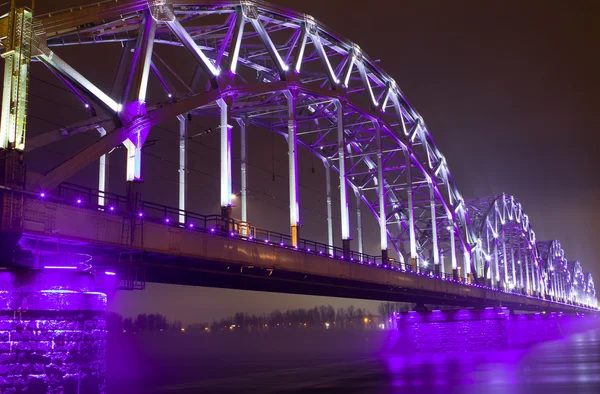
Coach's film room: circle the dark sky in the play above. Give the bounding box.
[29,0,600,323]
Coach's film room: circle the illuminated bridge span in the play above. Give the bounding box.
[0,0,596,311]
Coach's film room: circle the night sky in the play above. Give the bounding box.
[26,0,600,323]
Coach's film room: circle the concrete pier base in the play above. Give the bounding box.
[0,270,106,393]
[396,309,598,353]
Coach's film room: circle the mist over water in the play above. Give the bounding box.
[106,316,600,394]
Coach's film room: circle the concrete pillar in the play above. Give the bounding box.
[0,270,107,393]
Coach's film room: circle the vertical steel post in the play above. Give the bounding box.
[337,101,350,255]
[493,241,500,288]
[429,183,440,273]
[375,123,387,260]
[239,117,248,224]
[355,190,363,257]
[518,247,524,292]
[325,162,333,255]
[177,114,187,223]
[525,253,531,294]
[450,220,457,279]
[510,246,516,289]
[96,127,109,207]
[285,91,300,247]
[217,97,233,218]
[405,151,417,269]
[502,232,508,289]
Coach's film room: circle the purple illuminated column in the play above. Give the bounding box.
[355,190,363,256]
[238,117,248,224]
[405,150,417,270]
[217,97,233,219]
[284,90,300,246]
[337,101,351,255]
[325,162,334,255]
[375,122,387,260]
[429,183,440,273]
[449,219,457,280]
[502,231,508,289]
[525,253,530,294]
[493,239,500,288]
[510,246,516,290]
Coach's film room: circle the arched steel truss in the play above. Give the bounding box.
[0,0,596,308]
[584,273,597,308]
[466,194,543,295]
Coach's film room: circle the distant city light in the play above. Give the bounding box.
[104,271,116,276]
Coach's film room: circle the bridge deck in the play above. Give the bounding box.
[14,191,593,314]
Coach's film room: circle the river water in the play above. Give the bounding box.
[107,321,600,393]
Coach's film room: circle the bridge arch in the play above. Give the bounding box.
[24,0,477,276]
[466,194,543,293]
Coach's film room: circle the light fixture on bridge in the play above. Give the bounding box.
[39,192,46,198]
[44,266,78,270]
[76,198,82,205]
[210,228,215,233]
[109,206,115,212]
[138,212,144,218]
[165,218,171,224]
[189,223,195,229]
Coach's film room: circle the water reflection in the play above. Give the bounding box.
[383,329,600,394]
[107,320,600,393]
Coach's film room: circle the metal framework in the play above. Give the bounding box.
[0,0,596,308]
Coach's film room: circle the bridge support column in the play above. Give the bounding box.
[429,183,440,274]
[217,97,233,221]
[337,101,351,257]
[449,220,458,280]
[405,151,417,269]
[355,190,363,257]
[524,253,531,295]
[0,270,107,393]
[96,127,110,208]
[177,114,188,224]
[238,117,248,225]
[375,123,387,262]
[284,90,300,247]
[325,162,333,255]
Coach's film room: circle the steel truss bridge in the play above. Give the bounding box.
[0,0,596,311]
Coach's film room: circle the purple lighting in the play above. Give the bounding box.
[165,218,170,224]
[280,242,285,246]
[40,192,46,198]
[44,266,78,270]
[104,271,116,276]
[76,198,82,205]
[138,212,144,218]
[109,206,115,212]
[189,223,195,229]
[210,228,215,233]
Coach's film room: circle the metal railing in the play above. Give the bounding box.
[32,183,596,309]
